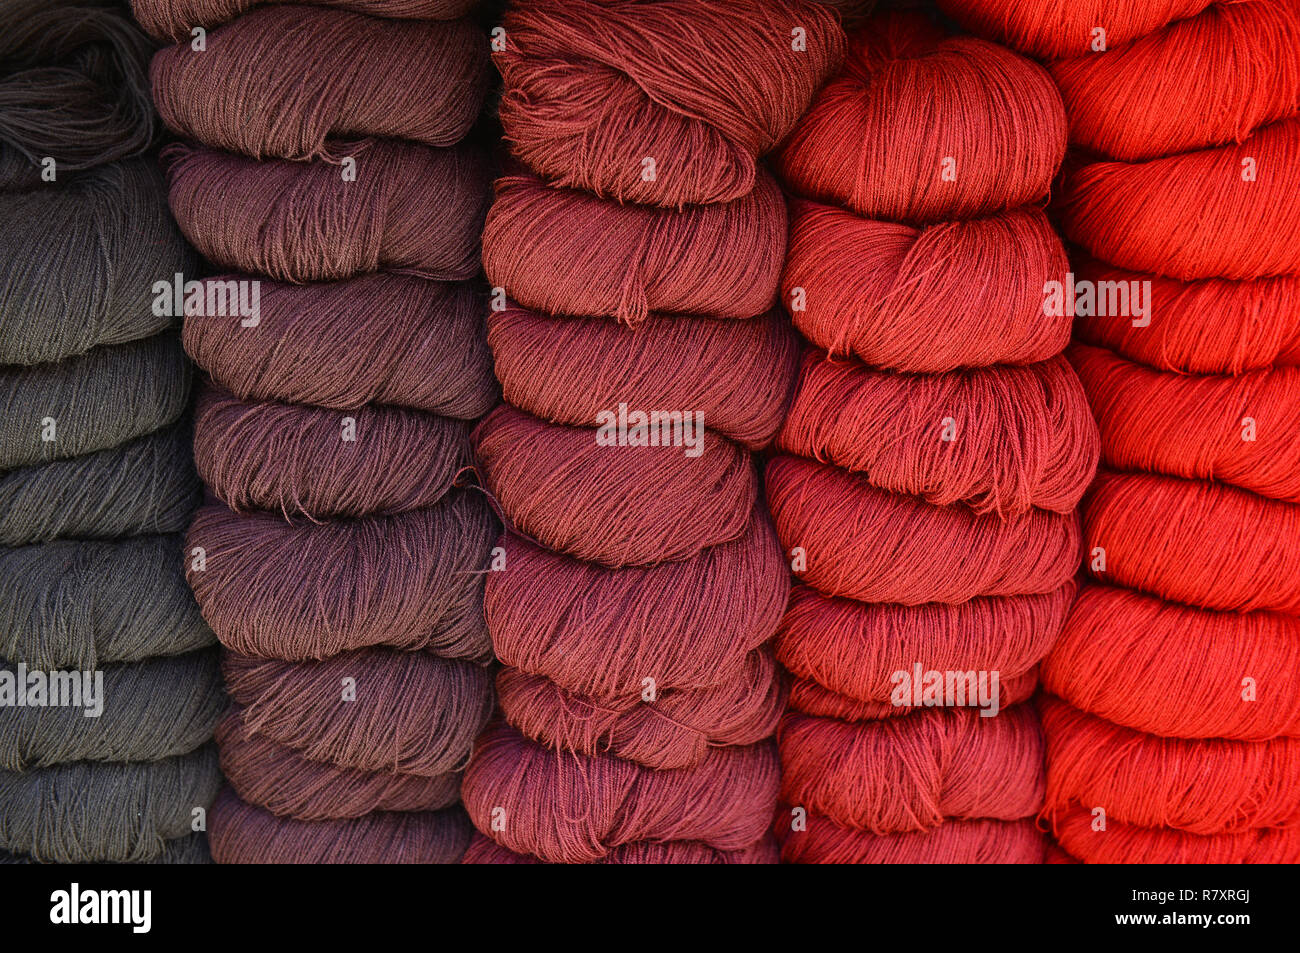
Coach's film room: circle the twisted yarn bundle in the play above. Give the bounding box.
[0,0,219,864]
[461,0,843,864]
[942,0,1300,863]
[768,11,1092,864]
[148,0,498,863]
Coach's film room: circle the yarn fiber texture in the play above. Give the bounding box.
[0,0,157,188]
[0,0,221,862]
[766,11,1087,865]
[945,0,1300,864]
[155,0,498,863]
[464,0,839,864]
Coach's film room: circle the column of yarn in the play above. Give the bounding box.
[939,0,1300,864]
[0,0,221,864]
[766,9,1095,863]
[458,0,845,864]
[134,0,498,863]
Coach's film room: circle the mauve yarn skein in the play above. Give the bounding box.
[183,273,498,415]
[221,648,493,776]
[461,722,780,865]
[209,788,473,864]
[496,647,786,770]
[151,8,490,160]
[463,833,781,865]
[186,491,496,662]
[131,0,478,42]
[217,708,463,821]
[193,385,472,519]
[152,0,498,862]
[164,139,489,283]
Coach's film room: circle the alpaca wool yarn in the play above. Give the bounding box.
[485,514,787,700]
[775,583,1072,714]
[221,649,493,776]
[182,274,498,415]
[217,709,463,821]
[474,404,756,568]
[493,0,843,208]
[487,304,800,450]
[1072,343,1300,502]
[0,535,214,670]
[482,170,788,326]
[461,722,780,865]
[779,706,1045,833]
[0,0,156,188]
[496,649,786,770]
[1046,0,1300,161]
[151,7,490,160]
[164,139,490,284]
[944,0,1300,864]
[1069,254,1300,375]
[0,747,221,864]
[780,199,1070,372]
[0,333,191,470]
[0,652,223,770]
[186,492,495,662]
[464,0,836,864]
[0,425,200,548]
[153,0,498,863]
[1043,585,1300,741]
[780,812,1046,864]
[463,833,781,865]
[934,0,1215,59]
[767,10,1089,864]
[766,454,1081,605]
[193,385,473,519]
[0,0,221,862]
[132,0,477,41]
[774,16,1066,223]
[777,350,1097,516]
[209,788,473,864]
[1060,116,1300,281]
[0,159,195,366]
